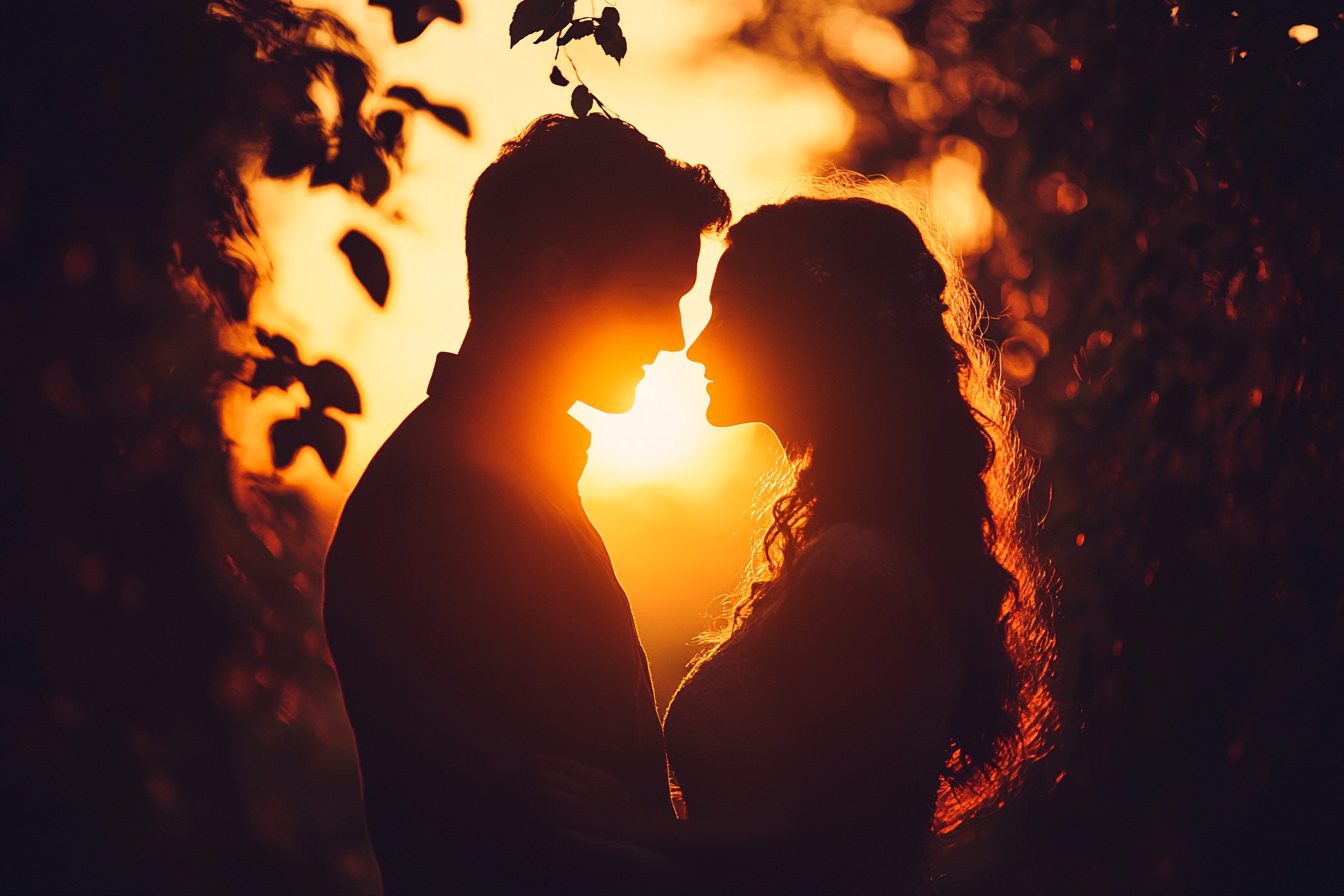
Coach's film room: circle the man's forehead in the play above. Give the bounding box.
[608,226,701,274]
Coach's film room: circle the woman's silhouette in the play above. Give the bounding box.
[541,177,1055,894]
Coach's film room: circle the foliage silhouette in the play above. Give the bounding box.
[0,0,452,890]
[374,109,406,154]
[251,330,361,475]
[570,84,595,118]
[511,1,624,117]
[339,229,391,307]
[273,409,348,474]
[594,7,627,63]
[386,84,471,137]
[370,0,463,43]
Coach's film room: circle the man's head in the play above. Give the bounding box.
[465,115,731,413]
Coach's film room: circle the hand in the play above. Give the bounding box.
[535,754,656,843]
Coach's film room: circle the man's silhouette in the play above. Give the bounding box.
[323,114,731,893]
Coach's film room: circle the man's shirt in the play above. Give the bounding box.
[324,352,668,893]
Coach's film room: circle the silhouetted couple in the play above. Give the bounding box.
[324,114,1052,895]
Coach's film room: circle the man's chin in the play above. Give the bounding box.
[704,400,746,429]
[579,384,641,415]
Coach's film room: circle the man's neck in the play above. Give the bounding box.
[455,322,575,419]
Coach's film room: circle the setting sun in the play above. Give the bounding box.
[574,352,716,486]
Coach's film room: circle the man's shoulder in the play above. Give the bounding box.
[323,399,545,638]
[329,399,533,560]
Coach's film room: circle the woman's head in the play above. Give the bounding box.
[690,193,981,536]
[694,175,1055,837]
[692,198,949,447]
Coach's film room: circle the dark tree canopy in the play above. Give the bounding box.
[0,1,420,890]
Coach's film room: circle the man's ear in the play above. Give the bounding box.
[531,246,572,309]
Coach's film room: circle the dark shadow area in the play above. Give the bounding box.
[0,1,408,891]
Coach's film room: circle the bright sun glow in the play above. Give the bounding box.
[575,353,714,481]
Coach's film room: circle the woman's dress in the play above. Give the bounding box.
[663,524,961,894]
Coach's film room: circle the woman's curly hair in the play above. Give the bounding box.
[701,173,1056,836]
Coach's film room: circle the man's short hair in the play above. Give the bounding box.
[465,114,732,320]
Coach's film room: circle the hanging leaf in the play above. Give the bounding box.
[356,156,391,205]
[374,110,405,153]
[558,18,595,46]
[533,0,575,44]
[370,0,464,43]
[509,0,566,47]
[549,65,569,86]
[386,85,470,137]
[301,360,362,415]
[254,330,300,367]
[594,6,626,63]
[426,104,470,137]
[271,408,348,474]
[246,330,362,475]
[338,230,390,307]
[571,84,594,117]
[248,334,299,392]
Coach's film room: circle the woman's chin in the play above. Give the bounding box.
[704,399,749,429]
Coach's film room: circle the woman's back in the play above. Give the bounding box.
[664,523,961,894]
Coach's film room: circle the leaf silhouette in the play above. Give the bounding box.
[249,329,362,476]
[254,330,300,366]
[370,0,463,43]
[249,357,298,393]
[533,0,575,44]
[338,230,390,307]
[263,120,327,180]
[307,57,392,203]
[374,110,405,154]
[271,408,347,474]
[301,360,361,415]
[595,7,626,63]
[549,65,569,86]
[571,84,594,117]
[386,85,470,137]
[510,0,566,47]
[426,104,470,137]
[558,18,595,47]
[356,157,390,205]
